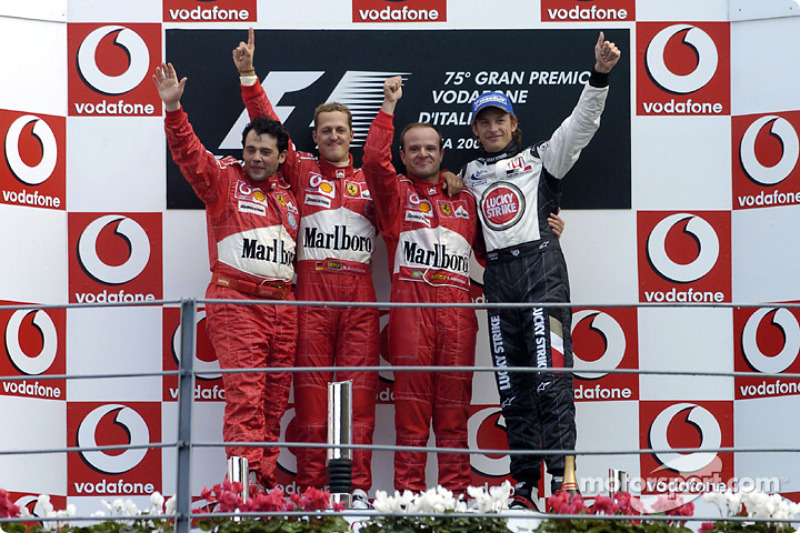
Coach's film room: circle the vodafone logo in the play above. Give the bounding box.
[637,22,729,116]
[163,0,256,22]
[69,212,162,304]
[571,308,638,401]
[277,406,297,475]
[468,407,509,477]
[541,0,634,22]
[68,24,160,116]
[172,310,221,380]
[1,110,65,210]
[649,403,720,473]
[5,310,57,375]
[646,25,717,95]
[480,183,524,230]
[741,308,800,374]
[571,310,625,379]
[646,213,718,283]
[77,404,149,474]
[77,26,149,96]
[639,211,730,303]
[5,115,57,186]
[78,215,151,285]
[353,0,447,23]
[740,116,799,186]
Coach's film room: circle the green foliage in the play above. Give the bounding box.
[359,513,513,533]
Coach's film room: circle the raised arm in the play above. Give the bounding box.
[541,31,621,179]
[362,76,404,232]
[233,28,300,188]
[153,62,223,205]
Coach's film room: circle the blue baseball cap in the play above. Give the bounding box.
[471,91,515,117]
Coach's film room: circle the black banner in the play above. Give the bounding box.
[165,28,630,210]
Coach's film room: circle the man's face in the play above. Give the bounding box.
[242,130,287,182]
[472,107,518,153]
[400,126,443,183]
[313,111,353,165]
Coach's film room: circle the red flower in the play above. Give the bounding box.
[699,521,716,532]
[592,495,619,515]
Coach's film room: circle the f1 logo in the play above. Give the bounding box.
[0,110,65,210]
[637,22,730,115]
[734,307,800,399]
[68,213,162,304]
[68,24,161,116]
[67,401,161,496]
[638,211,731,304]
[571,307,639,401]
[732,111,800,210]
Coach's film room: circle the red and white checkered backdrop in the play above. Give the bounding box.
[2,0,800,517]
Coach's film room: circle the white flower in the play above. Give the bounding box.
[165,496,177,515]
[703,490,729,517]
[468,482,511,513]
[149,492,165,515]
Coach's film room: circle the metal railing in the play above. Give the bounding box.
[1,298,799,531]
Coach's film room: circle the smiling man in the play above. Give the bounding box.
[459,32,621,510]
[362,76,483,496]
[154,61,299,491]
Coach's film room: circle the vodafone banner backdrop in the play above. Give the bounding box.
[1,0,800,515]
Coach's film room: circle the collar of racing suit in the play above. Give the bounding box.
[479,140,523,164]
[319,153,355,180]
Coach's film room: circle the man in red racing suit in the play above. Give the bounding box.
[233,30,379,497]
[155,61,299,488]
[362,76,482,494]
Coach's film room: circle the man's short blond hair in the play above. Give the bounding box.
[314,102,353,131]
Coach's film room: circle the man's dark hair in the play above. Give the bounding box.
[241,117,290,153]
[398,122,443,151]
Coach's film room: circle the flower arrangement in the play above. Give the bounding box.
[536,491,695,533]
[359,482,515,533]
[700,488,800,533]
[3,484,800,533]
[0,483,348,533]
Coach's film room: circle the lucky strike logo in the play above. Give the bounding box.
[637,211,731,304]
[639,401,733,494]
[732,111,800,210]
[734,306,800,400]
[68,212,163,304]
[571,307,639,402]
[541,0,634,22]
[162,307,224,402]
[353,0,446,23]
[68,24,161,117]
[67,402,161,496]
[480,182,524,231]
[467,405,513,486]
[163,0,256,22]
[0,306,65,399]
[637,22,730,116]
[0,110,65,210]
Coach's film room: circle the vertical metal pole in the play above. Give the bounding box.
[608,468,629,495]
[175,299,196,533]
[327,380,353,507]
